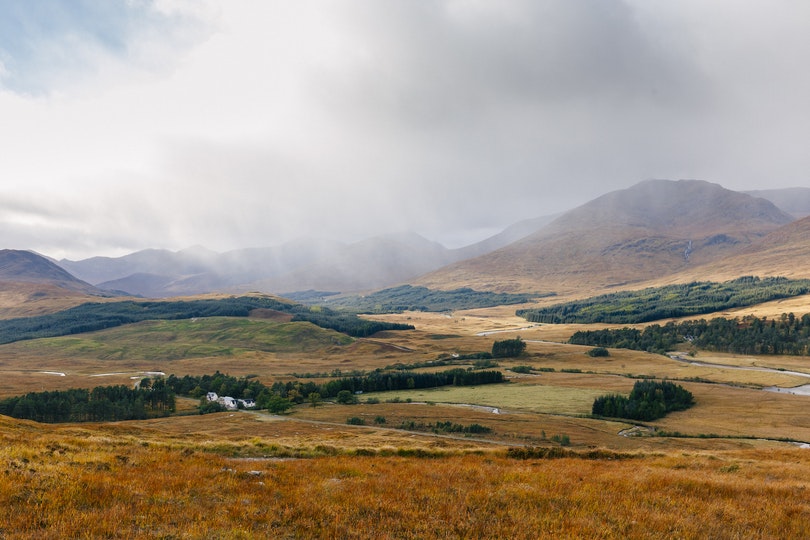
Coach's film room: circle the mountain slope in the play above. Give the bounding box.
[663,214,810,283]
[417,180,794,295]
[0,250,101,292]
[0,250,112,318]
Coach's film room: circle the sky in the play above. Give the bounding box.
[1,0,809,260]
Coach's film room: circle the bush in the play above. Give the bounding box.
[587,347,610,357]
[510,365,534,374]
[336,390,359,405]
[346,417,365,425]
[266,394,293,414]
[550,434,571,446]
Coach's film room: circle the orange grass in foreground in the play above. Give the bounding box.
[1,416,810,538]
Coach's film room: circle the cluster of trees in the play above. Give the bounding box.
[290,309,413,337]
[518,277,810,324]
[398,420,492,435]
[325,285,541,313]
[569,327,679,355]
[1,364,507,422]
[171,368,505,414]
[0,383,175,423]
[570,313,810,356]
[492,337,526,358]
[0,296,413,345]
[592,380,694,421]
[164,372,272,404]
[279,368,504,401]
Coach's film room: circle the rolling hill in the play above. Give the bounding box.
[416,180,794,296]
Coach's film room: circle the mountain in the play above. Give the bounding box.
[59,233,476,297]
[416,180,794,295]
[0,249,101,292]
[59,239,344,297]
[59,246,222,286]
[745,188,810,219]
[0,249,111,318]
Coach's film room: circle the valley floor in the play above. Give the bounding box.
[4,306,810,537]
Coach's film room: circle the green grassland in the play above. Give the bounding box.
[363,381,605,416]
[12,317,354,360]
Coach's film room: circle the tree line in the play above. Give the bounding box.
[0,366,507,423]
[518,277,810,324]
[0,382,175,423]
[325,284,543,313]
[592,380,694,421]
[569,313,810,356]
[264,369,503,407]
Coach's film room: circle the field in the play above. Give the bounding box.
[3,303,810,536]
[2,413,810,538]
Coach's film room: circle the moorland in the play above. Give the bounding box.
[3,180,810,538]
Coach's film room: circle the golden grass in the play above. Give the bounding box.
[1,412,810,538]
[3,293,810,536]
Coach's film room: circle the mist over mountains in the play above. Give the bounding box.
[3,180,809,302]
[57,226,542,298]
[418,180,798,295]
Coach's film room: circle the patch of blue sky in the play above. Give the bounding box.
[0,0,191,94]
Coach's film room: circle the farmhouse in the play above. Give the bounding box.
[205,392,255,410]
[216,396,237,410]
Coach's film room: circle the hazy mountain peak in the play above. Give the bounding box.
[545,179,792,236]
[418,179,794,295]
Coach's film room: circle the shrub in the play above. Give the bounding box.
[336,390,358,405]
[510,365,534,374]
[587,347,610,357]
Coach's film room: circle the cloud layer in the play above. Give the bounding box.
[1,0,808,259]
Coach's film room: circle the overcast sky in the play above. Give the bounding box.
[1,1,809,260]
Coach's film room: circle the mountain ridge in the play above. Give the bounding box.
[416,180,794,295]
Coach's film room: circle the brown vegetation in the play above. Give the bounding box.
[1,412,809,538]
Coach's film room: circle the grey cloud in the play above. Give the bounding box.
[2,1,809,259]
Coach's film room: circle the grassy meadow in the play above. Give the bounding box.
[2,303,810,536]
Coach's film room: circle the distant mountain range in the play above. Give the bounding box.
[1,180,809,309]
[56,223,552,298]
